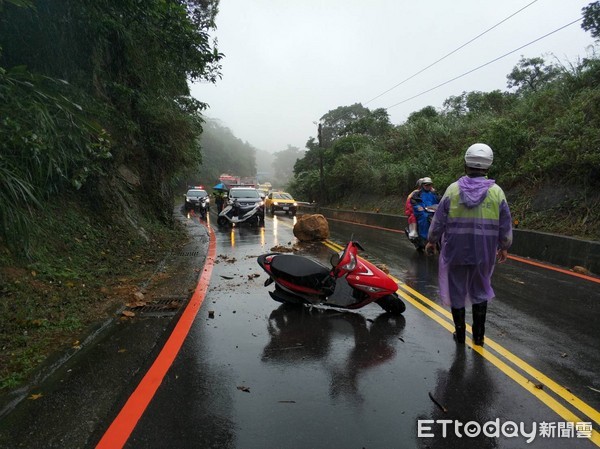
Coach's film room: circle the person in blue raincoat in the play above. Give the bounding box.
[410,177,439,240]
[425,143,513,346]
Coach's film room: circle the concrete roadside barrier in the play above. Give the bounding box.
[299,205,599,275]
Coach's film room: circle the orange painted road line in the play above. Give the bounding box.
[96,224,216,449]
[508,254,600,284]
[323,217,598,284]
[324,216,404,234]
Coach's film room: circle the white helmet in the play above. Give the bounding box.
[465,143,493,169]
[421,177,433,185]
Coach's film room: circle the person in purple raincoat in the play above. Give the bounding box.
[425,143,513,346]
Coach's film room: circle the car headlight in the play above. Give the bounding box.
[273,202,279,206]
[293,202,297,206]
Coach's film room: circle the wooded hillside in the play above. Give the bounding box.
[0,0,222,252]
[0,0,223,389]
[289,12,600,239]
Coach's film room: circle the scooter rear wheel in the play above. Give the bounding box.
[376,293,406,315]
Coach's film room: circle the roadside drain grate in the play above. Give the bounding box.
[179,251,201,257]
[127,296,187,317]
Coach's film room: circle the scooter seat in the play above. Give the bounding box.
[270,255,332,291]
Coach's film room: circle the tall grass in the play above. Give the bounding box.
[0,66,111,252]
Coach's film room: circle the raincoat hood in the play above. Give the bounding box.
[457,175,496,208]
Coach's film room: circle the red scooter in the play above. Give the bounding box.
[257,241,406,315]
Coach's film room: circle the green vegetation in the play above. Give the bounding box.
[0,193,184,390]
[0,0,221,390]
[288,6,600,239]
[190,118,258,188]
[1,0,222,250]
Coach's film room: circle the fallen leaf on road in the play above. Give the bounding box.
[376,264,390,274]
[237,386,250,393]
[270,245,294,253]
[122,310,135,317]
[533,383,544,390]
[220,275,234,280]
[126,301,147,308]
[28,393,43,400]
[572,266,590,275]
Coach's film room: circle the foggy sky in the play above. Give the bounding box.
[190,0,596,154]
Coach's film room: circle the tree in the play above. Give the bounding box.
[582,1,600,40]
[0,0,224,229]
[196,118,257,185]
[506,56,560,94]
[443,93,468,116]
[291,137,324,202]
[343,108,392,138]
[293,138,321,174]
[407,106,439,122]
[318,103,371,147]
[271,145,304,188]
[465,90,514,115]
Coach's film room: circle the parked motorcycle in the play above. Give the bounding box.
[217,199,265,227]
[183,188,210,218]
[257,241,406,315]
[405,204,438,253]
[195,197,210,219]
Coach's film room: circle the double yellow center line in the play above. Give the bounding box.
[323,239,600,446]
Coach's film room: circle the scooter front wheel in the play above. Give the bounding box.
[217,216,228,226]
[376,293,406,315]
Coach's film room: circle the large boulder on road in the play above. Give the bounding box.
[293,214,330,241]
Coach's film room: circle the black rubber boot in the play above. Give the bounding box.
[451,307,466,344]
[472,301,488,346]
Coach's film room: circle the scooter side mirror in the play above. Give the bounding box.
[330,253,340,267]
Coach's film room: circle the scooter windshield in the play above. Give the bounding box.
[336,243,357,274]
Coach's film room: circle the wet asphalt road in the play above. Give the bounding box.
[126,211,599,448]
[1,209,599,448]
